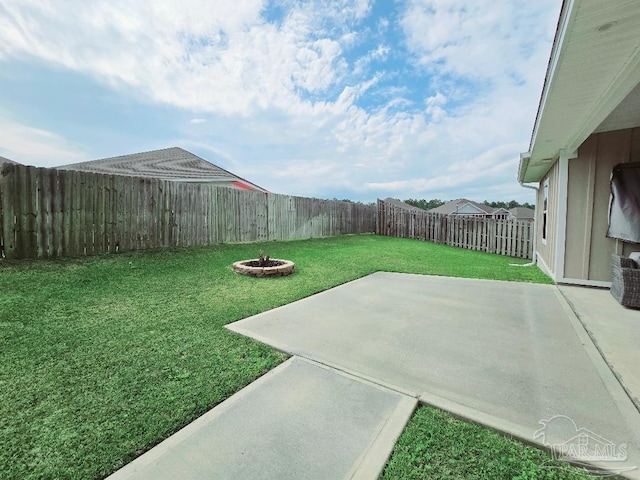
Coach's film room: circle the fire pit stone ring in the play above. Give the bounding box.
[232,259,295,278]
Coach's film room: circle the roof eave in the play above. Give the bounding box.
[521,0,640,182]
[528,0,574,153]
[518,152,533,183]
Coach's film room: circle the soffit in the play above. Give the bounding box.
[521,0,640,183]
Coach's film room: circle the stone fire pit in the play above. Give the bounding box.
[232,256,295,278]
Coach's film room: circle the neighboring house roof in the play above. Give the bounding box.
[0,156,20,166]
[493,208,509,216]
[57,147,268,192]
[382,198,426,211]
[429,198,494,216]
[509,207,535,221]
[519,1,640,183]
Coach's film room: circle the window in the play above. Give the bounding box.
[542,179,549,244]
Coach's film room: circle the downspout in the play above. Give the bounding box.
[511,154,538,267]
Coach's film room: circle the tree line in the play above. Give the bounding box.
[403,199,534,211]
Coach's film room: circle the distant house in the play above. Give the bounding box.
[508,207,535,223]
[428,198,508,219]
[57,147,268,193]
[518,1,640,286]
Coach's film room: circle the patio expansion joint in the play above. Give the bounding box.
[292,355,421,401]
[227,323,421,399]
[291,356,419,480]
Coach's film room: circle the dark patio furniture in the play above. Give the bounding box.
[611,254,640,308]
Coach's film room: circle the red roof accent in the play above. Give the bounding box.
[233,180,268,193]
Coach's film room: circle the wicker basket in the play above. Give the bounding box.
[611,254,640,308]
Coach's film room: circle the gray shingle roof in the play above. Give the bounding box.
[0,156,20,165]
[57,147,267,191]
[429,198,495,215]
[508,207,535,220]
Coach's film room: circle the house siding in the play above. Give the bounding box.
[536,160,560,278]
[564,128,640,282]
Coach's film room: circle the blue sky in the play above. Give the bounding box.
[0,0,561,203]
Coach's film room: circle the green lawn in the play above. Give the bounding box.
[1,234,599,479]
[381,407,602,480]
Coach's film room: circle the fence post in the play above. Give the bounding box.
[0,164,14,259]
[374,199,534,260]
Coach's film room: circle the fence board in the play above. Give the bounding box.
[1,164,14,258]
[15,166,26,258]
[0,165,377,259]
[94,173,104,254]
[376,199,533,259]
[52,171,60,255]
[18,167,29,258]
[105,174,115,253]
[37,168,50,257]
[118,176,128,252]
[20,167,36,258]
[160,182,170,248]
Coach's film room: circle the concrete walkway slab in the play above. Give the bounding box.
[107,357,416,480]
[228,272,640,478]
[559,284,640,409]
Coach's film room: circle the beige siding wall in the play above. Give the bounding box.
[536,160,560,277]
[564,128,640,282]
[565,136,596,279]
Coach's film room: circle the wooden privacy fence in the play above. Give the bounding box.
[377,199,534,259]
[0,164,376,259]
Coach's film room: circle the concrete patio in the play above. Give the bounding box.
[559,284,640,410]
[228,272,640,478]
[109,272,640,479]
[108,356,416,480]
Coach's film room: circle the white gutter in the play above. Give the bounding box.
[511,153,539,267]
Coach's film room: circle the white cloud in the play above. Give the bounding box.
[353,44,391,76]
[178,139,237,166]
[425,91,447,121]
[364,143,520,191]
[0,0,560,203]
[400,0,559,83]
[0,0,368,116]
[0,116,86,167]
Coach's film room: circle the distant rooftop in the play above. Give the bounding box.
[429,198,495,215]
[0,155,20,166]
[508,207,535,220]
[57,147,267,192]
